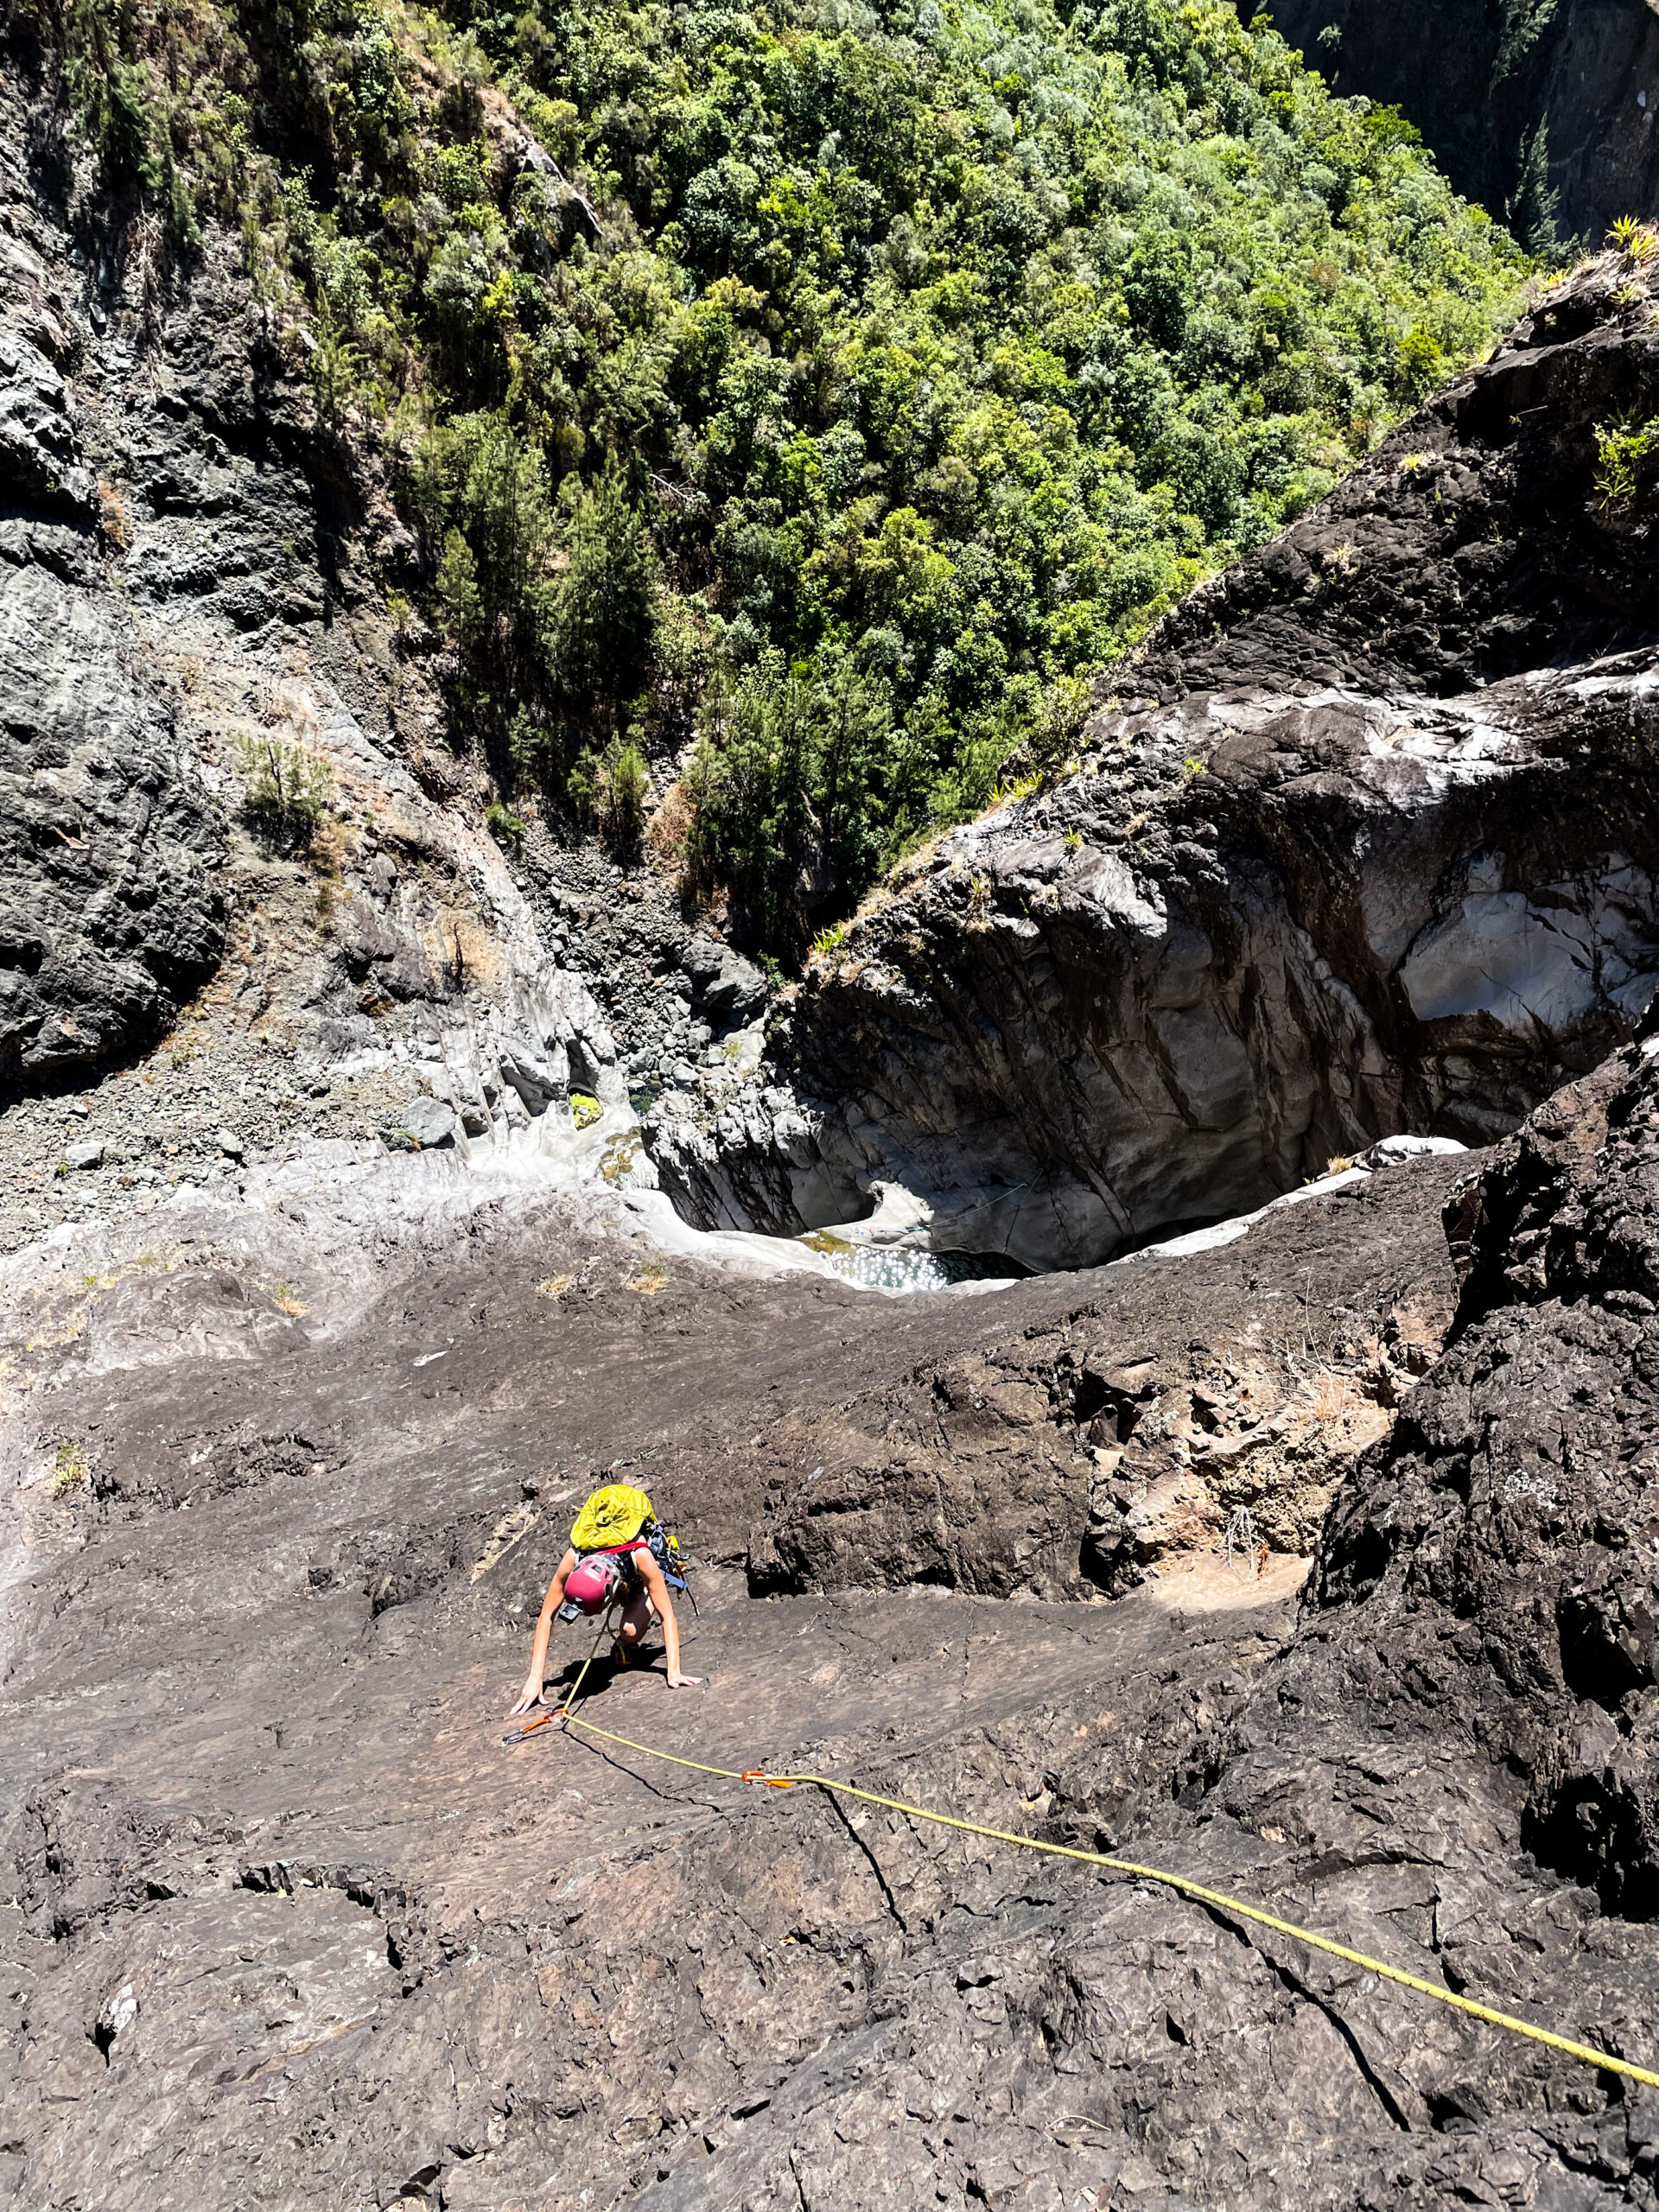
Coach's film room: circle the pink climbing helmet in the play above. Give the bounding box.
[564,1555,620,1615]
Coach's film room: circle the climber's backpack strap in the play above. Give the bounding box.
[646,1522,689,1592]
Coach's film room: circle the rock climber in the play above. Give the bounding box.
[510,1481,699,1713]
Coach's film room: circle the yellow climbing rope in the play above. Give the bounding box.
[555,1707,1659,2094]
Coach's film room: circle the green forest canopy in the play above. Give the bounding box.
[52,0,1531,957]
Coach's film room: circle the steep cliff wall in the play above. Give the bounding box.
[1253,0,1659,245]
[0,60,642,1251]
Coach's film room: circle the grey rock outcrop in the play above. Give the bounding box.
[1313,1028,1659,1923]
[0,524,226,1085]
[682,934,769,1027]
[391,1094,457,1147]
[651,255,1659,1272]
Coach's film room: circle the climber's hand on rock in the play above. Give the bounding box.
[510,1681,544,1716]
[666,1670,701,1689]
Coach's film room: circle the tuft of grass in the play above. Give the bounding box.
[1311,1369,1359,1423]
[810,920,851,963]
[1608,216,1659,263]
[537,1272,576,1301]
[52,1439,90,1497]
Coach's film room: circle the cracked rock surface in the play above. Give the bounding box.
[6,1117,1659,2209]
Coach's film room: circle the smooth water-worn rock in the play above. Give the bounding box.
[650,256,1659,1271]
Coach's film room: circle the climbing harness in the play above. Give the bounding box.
[513,1694,1659,2096]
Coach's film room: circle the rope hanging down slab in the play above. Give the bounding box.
[535,1706,1659,2095]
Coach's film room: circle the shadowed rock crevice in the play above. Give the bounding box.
[1246,0,1659,250]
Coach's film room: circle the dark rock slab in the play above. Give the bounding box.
[4,1125,1659,2208]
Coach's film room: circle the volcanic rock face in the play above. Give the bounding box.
[732,1147,1463,1600]
[651,257,1659,1272]
[1249,0,1659,245]
[5,1096,1659,2208]
[9,31,1659,2212]
[0,257,228,1079]
[1318,1034,1659,1927]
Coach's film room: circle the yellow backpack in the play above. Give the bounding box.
[570,1482,655,1554]
[569,1482,690,1592]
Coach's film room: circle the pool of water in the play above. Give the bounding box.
[810,1243,1026,1292]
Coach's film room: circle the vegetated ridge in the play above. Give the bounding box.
[16,0,1527,962]
[646,241,1659,1270]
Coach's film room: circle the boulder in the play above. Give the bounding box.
[681,935,768,1026]
[393,1096,456,1148]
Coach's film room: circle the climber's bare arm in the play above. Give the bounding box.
[638,1552,699,1688]
[510,1548,578,1713]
